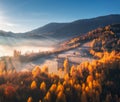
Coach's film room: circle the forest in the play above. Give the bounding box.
[0,50,119,102]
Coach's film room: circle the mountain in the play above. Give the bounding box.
[24,14,120,39]
[0,14,120,40]
[0,30,14,37]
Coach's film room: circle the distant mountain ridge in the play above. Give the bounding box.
[0,14,120,39]
[23,14,120,39]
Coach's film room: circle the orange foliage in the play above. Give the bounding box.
[86,75,93,83]
[88,81,93,89]
[27,96,33,102]
[56,91,66,102]
[93,80,102,93]
[40,81,46,92]
[32,66,41,78]
[85,86,89,93]
[0,61,6,74]
[31,81,37,89]
[70,65,75,75]
[82,83,85,91]
[63,58,70,74]
[74,84,81,92]
[49,84,57,92]
[64,74,70,81]
[56,84,64,93]
[0,50,119,102]
[42,65,48,73]
[44,91,51,101]
[88,64,93,74]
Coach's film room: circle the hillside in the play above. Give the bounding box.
[24,14,120,39]
[0,30,15,37]
[62,24,120,52]
[0,50,119,102]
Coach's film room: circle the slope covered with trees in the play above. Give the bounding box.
[0,51,119,102]
[62,24,120,52]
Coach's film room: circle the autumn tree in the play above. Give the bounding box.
[74,84,81,92]
[49,84,57,93]
[32,66,41,78]
[56,91,66,102]
[70,65,77,78]
[27,96,33,102]
[40,81,46,92]
[63,58,70,74]
[31,81,37,89]
[42,65,48,73]
[44,91,51,102]
[64,74,70,82]
[86,75,93,84]
[56,84,64,93]
[0,61,6,74]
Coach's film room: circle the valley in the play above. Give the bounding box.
[0,14,120,102]
[0,22,120,74]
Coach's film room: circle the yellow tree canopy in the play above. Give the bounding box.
[56,91,66,102]
[31,80,37,89]
[32,66,41,78]
[44,91,51,101]
[27,96,33,102]
[63,58,69,74]
[86,75,93,84]
[42,65,48,73]
[49,84,57,92]
[40,81,46,92]
[56,84,64,93]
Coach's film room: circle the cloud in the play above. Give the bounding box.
[0,12,16,28]
[0,22,16,27]
[0,13,18,32]
[0,21,17,32]
[3,22,16,27]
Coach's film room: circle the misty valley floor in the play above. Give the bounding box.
[9,42,94,73]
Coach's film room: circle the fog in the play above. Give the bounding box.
[0,36,56,57]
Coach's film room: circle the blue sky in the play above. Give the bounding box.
[0,0,120,32]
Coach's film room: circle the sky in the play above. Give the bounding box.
[0,0,120,33]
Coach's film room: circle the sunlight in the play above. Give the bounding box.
[0,11,4,26]
[0,10,15,31]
